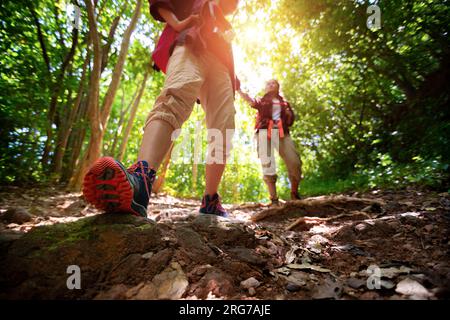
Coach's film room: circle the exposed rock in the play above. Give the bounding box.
[63,200,87,216]
[127,282,157,300]
[95,284,128,300]
[175,227,216,263]
[347,277,366,289]
[312,278,343,300]
[142,252,154,259]
[191,214,255,247]
[0,213,163,299]
[286,283,302,292]
[0,186,448,301]
[286,271,308,287]
[240,277,261,289]
[395,278,432,299]
[1,208,33,224]
[189,268,236,299]
[153,262,189,300]
[228,247,265,266]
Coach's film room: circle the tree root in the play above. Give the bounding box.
[251,195,384,222]
[285,211,373,231]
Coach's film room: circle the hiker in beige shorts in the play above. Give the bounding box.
[83,0,240,217]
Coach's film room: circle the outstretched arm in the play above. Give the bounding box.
[237,88,256,106]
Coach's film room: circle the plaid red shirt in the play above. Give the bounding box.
[251,94,295,135]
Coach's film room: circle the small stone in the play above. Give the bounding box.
[248,287,256,296]
[312,279,343,299]
[228,247,265,266]
[141,252,154,259]
[287,271,308,287]
[381,280,395,290]
[354,223,367,232]
[286,283,302,292]
[347,278,366,289]
[240,277,261,289]
[424,224,434,232]
[395,278,431,298]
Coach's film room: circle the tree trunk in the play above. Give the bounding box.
[109,85,137,156]
[101,9,127,73]
[28,3,50,73]
[63,98,88,183]
[100,0,143,129]
[42,21,79,168]
[69,0,103,190]
[53,51,90,176]
[71,0,142,190]
[117,70,149,162]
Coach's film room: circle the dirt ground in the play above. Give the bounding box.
[0,184,449,300]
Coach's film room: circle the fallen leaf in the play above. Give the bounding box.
[381,266,413,279]
[287,263,331,273]
[274,267,291,276]
[284,245,300,264]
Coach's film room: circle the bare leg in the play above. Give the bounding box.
[138,120,174,170]
[263,175,278,200]
[199,54,235,198]
[278,135,302,198]
[138,46,204,170]
[205,163,226,196]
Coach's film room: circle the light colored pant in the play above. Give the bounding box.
[144,45,236,162]
[256,130,303,185]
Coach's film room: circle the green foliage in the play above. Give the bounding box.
[268,0,450,193]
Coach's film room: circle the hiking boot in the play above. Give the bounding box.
[270,197,280,206]
[83,157,156,217]
[199,193,228,217]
